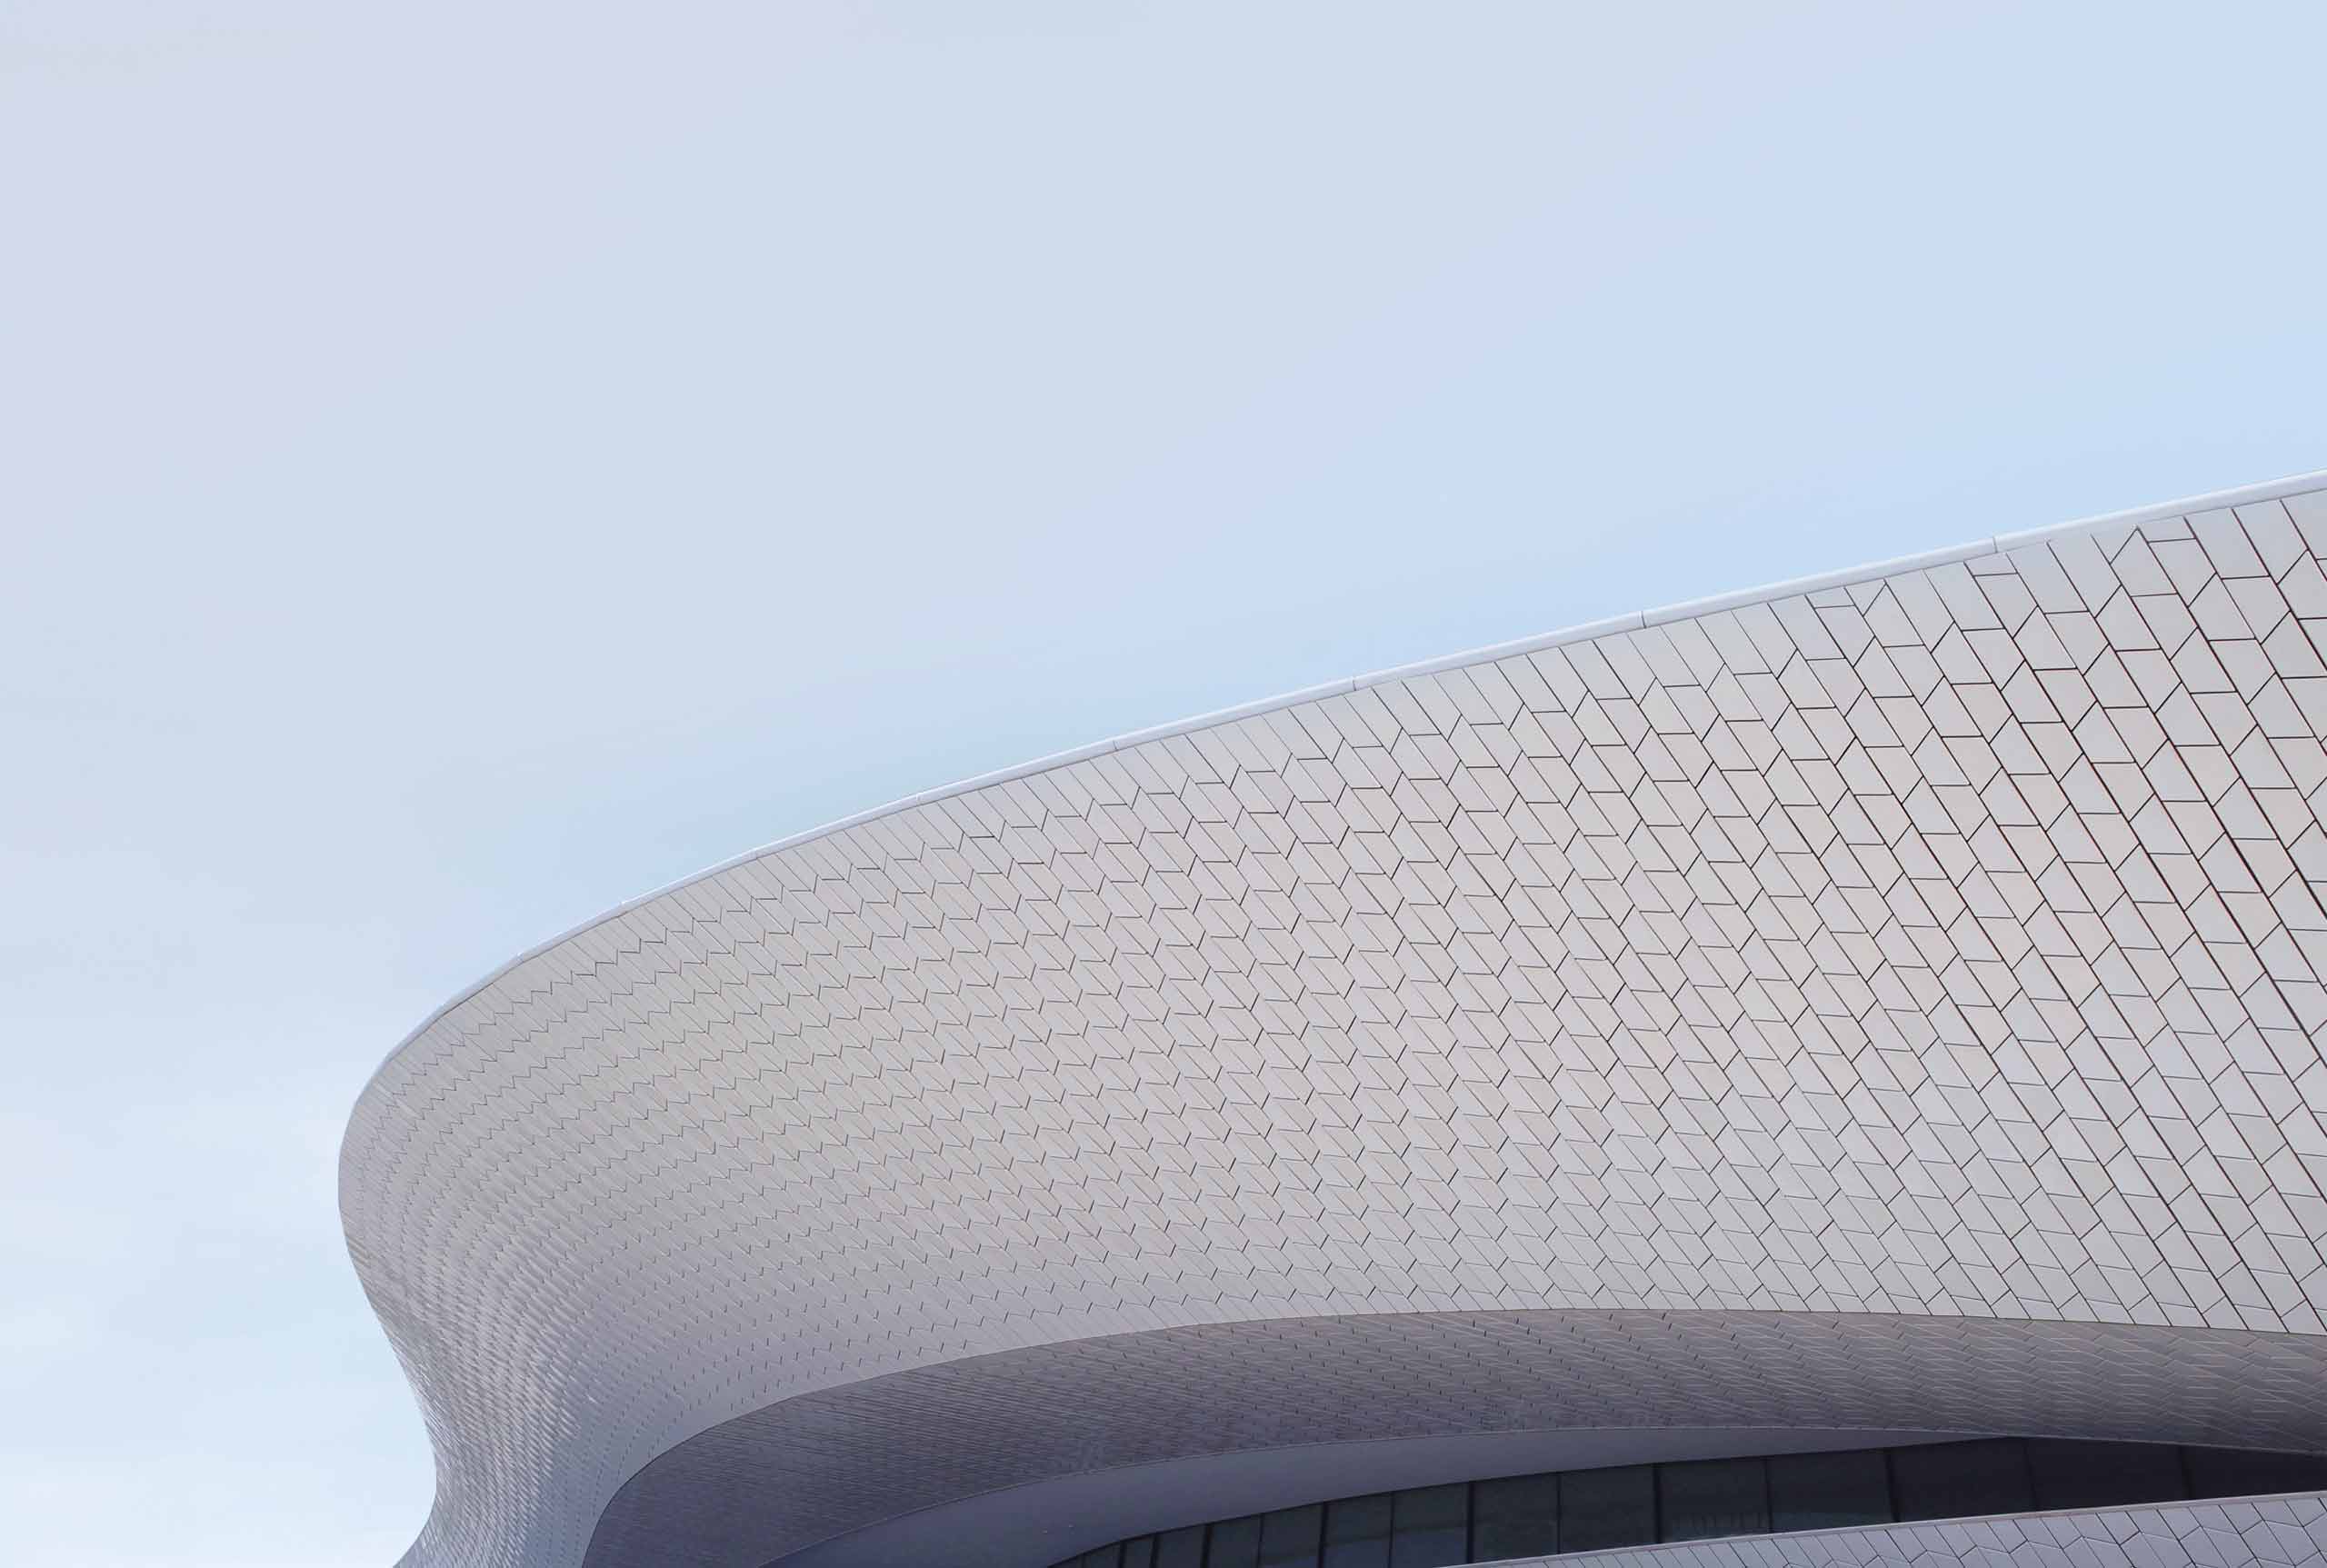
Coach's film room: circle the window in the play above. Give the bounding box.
[2027,1441,2184,1511]
[1471,1472,1558,1561]
[1388,1484,1466,1568]
[1206,1516,1263,1568]
[1154,1526,1205,1568]
[2183,1447,2327,1500]
[1767,1448,1892,1532]
[1062,1436,2327,1567]
[1559,1465,1654,1551]
[1660,1457,1768,1542]
[1890,1440,2032,1523]
[1321,1494,1391,1568]
[1257,1504,1323,1568]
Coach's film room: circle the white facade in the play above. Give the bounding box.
[345,474,2327,1568]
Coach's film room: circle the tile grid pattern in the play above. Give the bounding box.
[345,484,2327,1568]
[1500,1490,2327,1568]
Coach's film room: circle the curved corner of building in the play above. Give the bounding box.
[348,473,2327,1568]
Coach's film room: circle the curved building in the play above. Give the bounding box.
[346,474,2327,1568]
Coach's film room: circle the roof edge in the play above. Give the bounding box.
[350,465,2327,1107]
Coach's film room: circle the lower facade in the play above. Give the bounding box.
[1486,1494,2327,1568]
[582,1308,2327,1568]
[1044,1439,2327,1568]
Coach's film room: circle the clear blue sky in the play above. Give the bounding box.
[6,5,2326,1564]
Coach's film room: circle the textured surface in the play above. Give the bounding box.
[344,476,2327,1568]
[1502,1490,2327,1568]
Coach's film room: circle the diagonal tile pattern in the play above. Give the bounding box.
[345,476,2327,1568]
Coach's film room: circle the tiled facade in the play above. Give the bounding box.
[344,475,2327,1568]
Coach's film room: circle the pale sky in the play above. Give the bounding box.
[6,5,2327,1565]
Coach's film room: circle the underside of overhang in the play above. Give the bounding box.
[580,1310,2327,1568]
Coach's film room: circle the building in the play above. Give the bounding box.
[345,474,2327,1568]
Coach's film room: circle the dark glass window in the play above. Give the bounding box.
[1660,1457,1769,1542]
[1257,1504,1323,1568]
[1890,1440,2032,1523]
[1206,1516,1263,1568]
[1321,1494,1391,1568]
[1472,1472,1558,1560]
[1560,1465,1654,1551]
[2183,1447,2327,1500]
[1388,1484,1466,1568]
[1767,1448,1892,1531]
[1154,1526,1206,1568]
[2027,1441,2184,1511]
[1067,1437,2327,1566]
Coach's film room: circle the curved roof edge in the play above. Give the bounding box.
[355,465,2327,1104]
